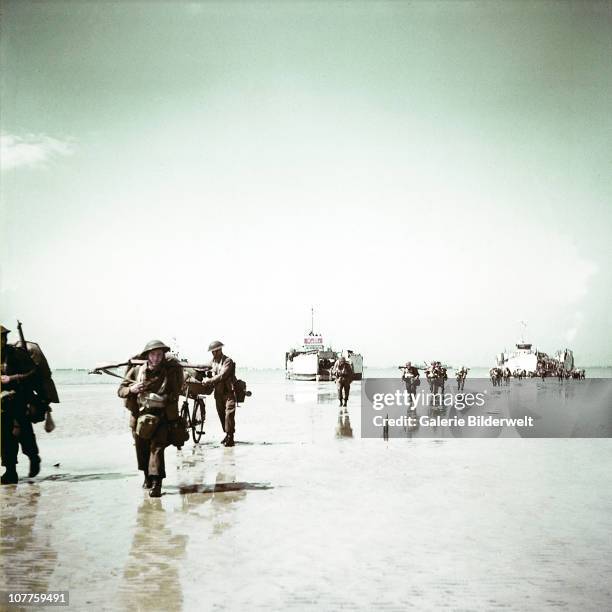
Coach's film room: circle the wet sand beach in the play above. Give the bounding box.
[2,373,612,611]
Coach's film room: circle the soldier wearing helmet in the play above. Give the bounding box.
[118,339,184,497]
[1,325,42,485]
[203,340,237,447]
[456,366,469,391]
[331,356,354,407]
[401,361,420,396]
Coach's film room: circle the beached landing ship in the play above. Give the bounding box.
[285,331,363,382]
[496,341,574,375]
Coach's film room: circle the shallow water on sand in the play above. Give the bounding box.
[1,375,612,611]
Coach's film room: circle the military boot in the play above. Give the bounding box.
[28,456,41,478]
[220,434,228,445]
[224,434,235,447]
[1,468,18,485]
[142,472,153,489]
[149,477,162,498]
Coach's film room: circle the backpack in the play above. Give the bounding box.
[233,379,251,403]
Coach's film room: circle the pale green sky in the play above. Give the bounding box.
[1,1,611,367]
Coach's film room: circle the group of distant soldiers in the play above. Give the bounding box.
[400,361,469,393]
[489,365,586,386]
[489,367,513,386]
[557,368,586,381]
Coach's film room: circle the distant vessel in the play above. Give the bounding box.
[496,322,574,375]
[496,325,574,375]
[285,310,363,381]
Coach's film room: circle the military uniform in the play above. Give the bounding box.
[1,333,41,484]
[209,353,237,439]
[402,364,420,395]
[332,360,353,407]
[456,368,468,391]
[118,343,183,493]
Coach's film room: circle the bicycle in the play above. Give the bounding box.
[179,372,213,444]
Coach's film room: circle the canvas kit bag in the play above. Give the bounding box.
[168,417,190,448]
[135,413,160,439]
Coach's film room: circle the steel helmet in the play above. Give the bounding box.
[208,340,224,351]
[141,339,170,355]
[0,325,10,335]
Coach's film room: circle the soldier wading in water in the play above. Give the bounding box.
[118,340,183,498]
[202,340,237,447]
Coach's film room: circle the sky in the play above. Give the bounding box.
[1,0,611,368]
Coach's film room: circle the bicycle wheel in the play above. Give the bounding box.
[191,397,206,443]
[180,399,192,434]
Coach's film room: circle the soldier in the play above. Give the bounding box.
[332,356,353,407]
[1,325,41,485]
[118,340,183,498]
[203,341,237,447]
[401,361,420,395]
[425,361,446,393]
[489,367,499,387]
[456,366,469,391]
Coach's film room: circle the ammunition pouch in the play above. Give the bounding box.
[135,413,160,440]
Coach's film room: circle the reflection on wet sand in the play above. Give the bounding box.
[335,408,353,438]
[0,485,57,593]
[176,443,207,489]
[317,391,338,404]
[120,498,188,612]
[176,449,249,536]
[210,449,246,536]
[285,384,342,406]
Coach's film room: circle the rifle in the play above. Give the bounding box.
[89,359,213,382]
[17,320,27,349]
[15,320,57,430]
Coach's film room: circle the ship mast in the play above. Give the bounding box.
[520,320,527,343]
[311,306,314,335]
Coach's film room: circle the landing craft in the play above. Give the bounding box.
[285,333,364,381]
[496,340,574,376]
[285,309,363,381]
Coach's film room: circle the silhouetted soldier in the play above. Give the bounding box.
[1,325,41,484]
